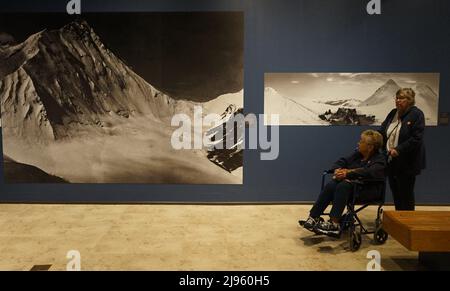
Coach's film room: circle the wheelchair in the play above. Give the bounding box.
[301,169,389,252]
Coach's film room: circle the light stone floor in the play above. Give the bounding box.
[0,203,449,271]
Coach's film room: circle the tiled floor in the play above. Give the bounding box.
[0,204,448,271]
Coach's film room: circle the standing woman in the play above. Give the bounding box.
[379,88,426,210]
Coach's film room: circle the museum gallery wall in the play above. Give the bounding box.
[0,0,449,203]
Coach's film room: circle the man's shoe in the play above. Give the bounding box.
[315,220,341,238]
[299,216,320,232]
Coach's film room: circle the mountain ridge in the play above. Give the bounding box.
[1,19,179,142]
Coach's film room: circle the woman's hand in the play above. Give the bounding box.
[389,148,399,157]
[334,168,348,180]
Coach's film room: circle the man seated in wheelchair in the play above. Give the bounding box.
[300,129,386,238]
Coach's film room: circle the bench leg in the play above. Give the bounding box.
[419,252,450,271]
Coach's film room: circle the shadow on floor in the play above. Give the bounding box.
[300,235,326,246]
[300,231,382,254]
[300,234,348,254]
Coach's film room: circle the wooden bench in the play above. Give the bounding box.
[383,211,450,270]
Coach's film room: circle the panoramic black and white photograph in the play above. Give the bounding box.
[265,73,439,126]
[0,12,243,183]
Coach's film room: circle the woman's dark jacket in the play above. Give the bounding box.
[378,106,426,176]
[330,151,386,201]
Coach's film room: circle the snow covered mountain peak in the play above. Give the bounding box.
[385,79,398,86]
[62,18,92,31]
[0,30,43,80]
[412,83,439,122]
[264,87,279,95]
[1,20,178,142]
[414,83,437,97]
[361,79,401,106]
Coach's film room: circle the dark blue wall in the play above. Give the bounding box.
[1,0,449,203]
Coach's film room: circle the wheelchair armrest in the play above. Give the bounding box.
[360,177,385,182]
[346,179,364,185]
[347,179,385,188]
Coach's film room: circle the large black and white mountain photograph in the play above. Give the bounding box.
[265,73,439,126]
[0,13,243,183]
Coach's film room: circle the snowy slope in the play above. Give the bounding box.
[0,20,180,142]
[0,30,43,80]
[316,98,363,107]
[358,81,438,125]
[361,79,400,106]
[413,83,438,125]
[202,89,243,115]
[0,67,55,142]
[264,87,328,125]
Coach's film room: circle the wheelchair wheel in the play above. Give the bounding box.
[349,230,362,252]
[374,228,388,244]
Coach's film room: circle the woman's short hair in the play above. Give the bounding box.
[396,88,416,106]
[362,130,383,152]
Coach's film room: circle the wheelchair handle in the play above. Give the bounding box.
[321,169,334,191]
